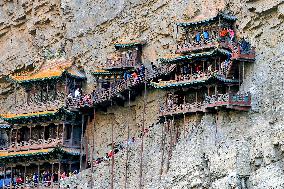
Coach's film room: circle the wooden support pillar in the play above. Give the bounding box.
[111,114,115,189]
[124,90,131,189]
[14,83,17,104]
[58,161,61,186]
[37,163,40,188]
[9,129,12,148]
[202,60,205,73]
[207,85,210,96]
[10,166,13,188]
[51,163,54,187]
[71,124,74,146]
[29,126,32,140]
[159,117,166,180]
[24,163,27,187]
[139,77,147,189]
[195,91,198,104]
[56,124,59,139]
[15,128,18,150]
[239,63,241,87]
[3,165,6,189]
[69,162,72,172]
[183,96,186,139]
[54,81,57,100]
[27,90,30,105]
[62,123,65,145]
[242,61,245,82]
[80,115,84,172]
[43,125,46,141]
[215,85,218,95]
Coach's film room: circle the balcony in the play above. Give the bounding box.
[4,137,82,153]
[204,93,251,110]
[150,71,239,89]
[7,138,62,152]
[99,49,140,70]
[176,40,219,54]
[159,93,251,117]
[160,102,205,117]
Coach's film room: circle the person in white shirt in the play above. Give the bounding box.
[74,88,81,98]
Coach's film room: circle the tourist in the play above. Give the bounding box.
[140,64,145,75]
[151,62,157,72]
[228,28,235,41]
[132,71,139,82]
[195,32,201,44]
[203,30,210,41]
[124,71,128,81]
[219,28,228,41]
[74,88,81,98]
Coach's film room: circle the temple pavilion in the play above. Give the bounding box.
[78,41,148,108]
[150,11,255,118]
[0,58,87,186]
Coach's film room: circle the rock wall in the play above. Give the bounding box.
[1,0,284,188]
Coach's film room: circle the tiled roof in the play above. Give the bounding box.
[10,58,85,83]
[177,12,237,27]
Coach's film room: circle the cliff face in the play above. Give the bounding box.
[1,0,284,188]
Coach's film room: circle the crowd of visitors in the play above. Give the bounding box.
[0,170,79,188]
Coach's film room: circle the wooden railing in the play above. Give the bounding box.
[6,100,64,116]
[159,93,251,116]
[204,93,251,107]
[160,102,205,116]
[99,49,140,69]
[66,64,176,108]
[7,138,62,152]
[176,40,219,54]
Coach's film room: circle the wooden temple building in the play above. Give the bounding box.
[150,12,255,118]
[0,11,255,188]
[0,58,87,187]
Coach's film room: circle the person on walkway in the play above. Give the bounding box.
[203,30,210,42]
[74,88,81,98]
[228,28,235,41]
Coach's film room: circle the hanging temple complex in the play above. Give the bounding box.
[0,11,257,188]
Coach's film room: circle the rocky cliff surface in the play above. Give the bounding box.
[0,0,284,188]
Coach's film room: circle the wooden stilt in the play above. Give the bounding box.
[71,124,74,146]
[10,166,13,188]
[91,108,96,189]
[111,109,115,189]
[159,118,166,180]
[62,123,65,145]
[58,161,61,186]
[239,63,241,87]
[124,90,131,189]
[3,165,6,189]
[242,61,245,82]
[24,163,27,187]
[166,119,173,173]
[139,72,147,189]
[80,115,84,172]
[15,128,18,151]
[51,163,54,187]
[37,163,40,189]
